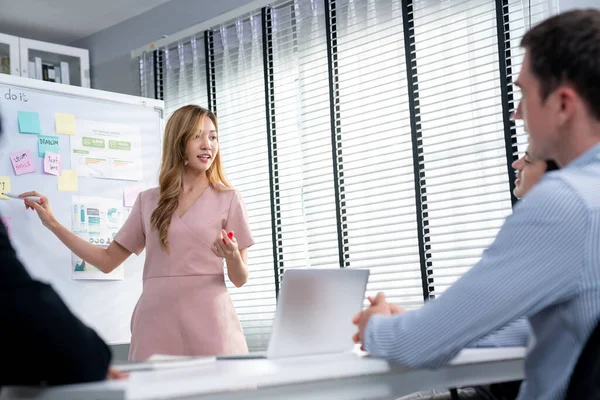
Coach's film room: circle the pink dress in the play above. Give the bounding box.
[114,186,253,361]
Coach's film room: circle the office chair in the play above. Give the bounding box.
[566,318,600,399]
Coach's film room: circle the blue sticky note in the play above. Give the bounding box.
[18,111,42,134]
[38,135,60,157]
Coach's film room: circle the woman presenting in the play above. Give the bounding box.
[22,105,253,360]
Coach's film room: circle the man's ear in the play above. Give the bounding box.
[555,86,579,127]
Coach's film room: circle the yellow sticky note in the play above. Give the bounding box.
[58,170,78,192]
[55,113,76,136]
[0,176,10,200]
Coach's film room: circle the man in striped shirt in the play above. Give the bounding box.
[353,9,600,400]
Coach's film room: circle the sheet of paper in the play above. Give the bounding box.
[9,150,36,175]
[58,170,78,192]
[123,185,142,207]
[1,216,12,239]
[38,135,60,157]
[71,196,126,280]
[55,113,76,136]
[70,120,143,181]
[115,355,216,372]
[18,111,42,134]
[44,152,61,176]
[0,176,11,199]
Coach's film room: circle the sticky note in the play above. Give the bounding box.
[44,152,61,176]
[38,135,60,157]
[18,111,42,134]
[9,150,36,175]
[58,170,78,192]
[123,186,142,207]
[55,113,76,136]
[1,216,12,239]
[0,176,11,199]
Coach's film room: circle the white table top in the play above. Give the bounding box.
[2,347,526,400]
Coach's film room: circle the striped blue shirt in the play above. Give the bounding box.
[364,143,600,400]
[472,318,530,348]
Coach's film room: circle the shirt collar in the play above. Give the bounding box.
[565,142,600,168]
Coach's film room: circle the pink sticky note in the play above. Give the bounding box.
[123,186,142,207]
[1,216,12,239]
[9,150,35,175]
[44,152,62,176]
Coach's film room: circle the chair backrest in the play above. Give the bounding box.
[566,318,600,399]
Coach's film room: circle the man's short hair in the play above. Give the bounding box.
[545,160,559,172]
[521,9,600,121]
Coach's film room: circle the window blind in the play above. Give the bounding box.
[334,0,424,309]
[413,0,557,298]
[412,0,514,298]
[138,51,156,100]
[140,0,559,351]
[212,14,277,352]
[411,0,511,297]
[269,0,341,274]
[163,36,208,116]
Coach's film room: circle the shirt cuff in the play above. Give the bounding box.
[363,314,392,357]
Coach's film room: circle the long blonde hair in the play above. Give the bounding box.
[151,105,231,251]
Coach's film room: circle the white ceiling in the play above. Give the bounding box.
[0,0,172,45]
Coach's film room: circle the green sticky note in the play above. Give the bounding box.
[18,111,42,134]
[38,135,60,157]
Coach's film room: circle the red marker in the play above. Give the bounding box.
[222,231,234,244]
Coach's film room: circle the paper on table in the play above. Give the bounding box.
[114,354,216,372]
[55,113,76,136]
[58,170,78,192]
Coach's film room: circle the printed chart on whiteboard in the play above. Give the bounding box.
[71,196,127,280]
[71,120,143,181]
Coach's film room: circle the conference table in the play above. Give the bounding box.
[1,347,526,400]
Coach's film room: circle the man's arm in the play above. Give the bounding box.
[0,225,111,386]
[470,318,531,348]
[363,178,586,368]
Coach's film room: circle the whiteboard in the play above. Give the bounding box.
[0,74,164,344]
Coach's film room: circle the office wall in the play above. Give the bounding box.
[71,0,254,96]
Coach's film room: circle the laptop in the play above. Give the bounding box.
[219,268,369,360]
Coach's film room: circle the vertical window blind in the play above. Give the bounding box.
[212,14,278,352]
[335,0,424,308]
[269,0,341,275]
[163,36,208,117]
[418,0,556,298]
[138,51,156,100]
[141,0,557,351]
[412,0,513,298]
